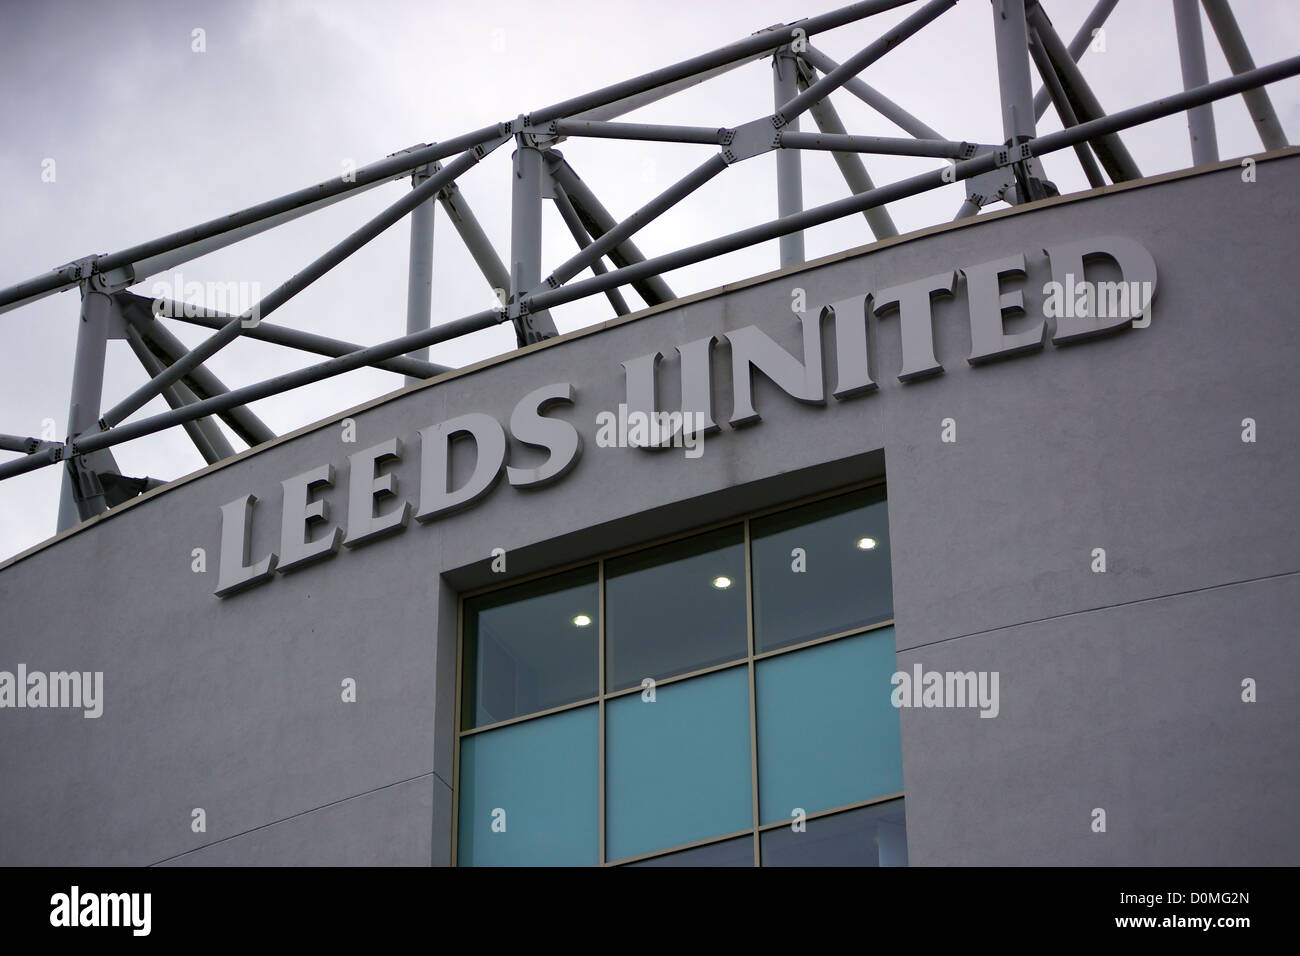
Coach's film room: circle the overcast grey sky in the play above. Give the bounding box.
[1,0,1297,562]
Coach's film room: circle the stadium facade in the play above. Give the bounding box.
[1,147,1297,865]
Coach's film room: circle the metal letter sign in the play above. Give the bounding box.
[215,235,1156,596]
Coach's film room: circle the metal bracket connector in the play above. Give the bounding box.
[506,297,530,321]
[509,114,546,149]
[993,141,1034,168]
[722,117,781,165]
[506,297,550,346]
[57,255,100,286]
[68,453,105,503]
[89,263,135,294]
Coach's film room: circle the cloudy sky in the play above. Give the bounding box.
[1,0,1297,561]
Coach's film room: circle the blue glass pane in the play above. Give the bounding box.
[457,706,598,866]
[751,486,892,653]
[756,628,902,825]
[761,799,908,866]
[606,667,753,862]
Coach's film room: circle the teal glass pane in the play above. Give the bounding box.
[462,565,599,729]
[457,706,598,866]
[751,485,892,653]
[756,628,902,825]
[606,667,753,861]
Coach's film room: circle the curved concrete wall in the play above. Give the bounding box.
[1,151,1297,865]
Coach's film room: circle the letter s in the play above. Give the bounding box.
[507,383,581,488]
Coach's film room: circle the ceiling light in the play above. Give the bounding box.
[856,537,878,551]
[572,614,592,627]
[712,575,733,589]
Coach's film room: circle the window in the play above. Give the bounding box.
[454,482,905,866]
[461,565,598,729]
[605,526,747,692]
[751,484,891,652]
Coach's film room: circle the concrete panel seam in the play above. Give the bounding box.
[902,568,1300,653]
[146,771,435,866]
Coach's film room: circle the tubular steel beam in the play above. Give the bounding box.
[775,0,957,129]
[543,154,729,291]
[544,153,676,306]
[406,166,437,382]
[7,53,1300,481]
[97,141,501,431]
[992,0,1053,203]
[991,0,1039,145]
[56,290,112,530]
[550,120,727,145]
[799,45,946,140]
[123,323,230,465]
[1027,27,1108,188]
[0,442,66,481]
[0,434,56,455]
[510,139,558,345]
[1173,0,1220,165]
[123,180,392,300]
[571,56,764,125]
[1031,0,1119,121]
[550,184,632,316]
[774,46,807,268]
[1201,0,1288,150]
[170,376,235,460]
[436,183,512,302]
[797,58,899,239]
[778,130,973,158]
[1026,2,1143,182]
[154,305,450,381]
[123,302,278,447]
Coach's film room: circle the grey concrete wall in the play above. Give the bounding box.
[1,152,1296,865]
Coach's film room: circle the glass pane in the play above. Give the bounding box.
[751,486,892,653]
[756,627,902,825]
[605,666,753,862]
[462,565,598,729]
[761,799,908,866]
[605,526,747,692]
[626,835,754,867]
[457,705,598,866]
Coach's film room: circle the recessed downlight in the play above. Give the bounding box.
[712,575,733,589]
[572,614,592,627]
[856,537,878,551]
